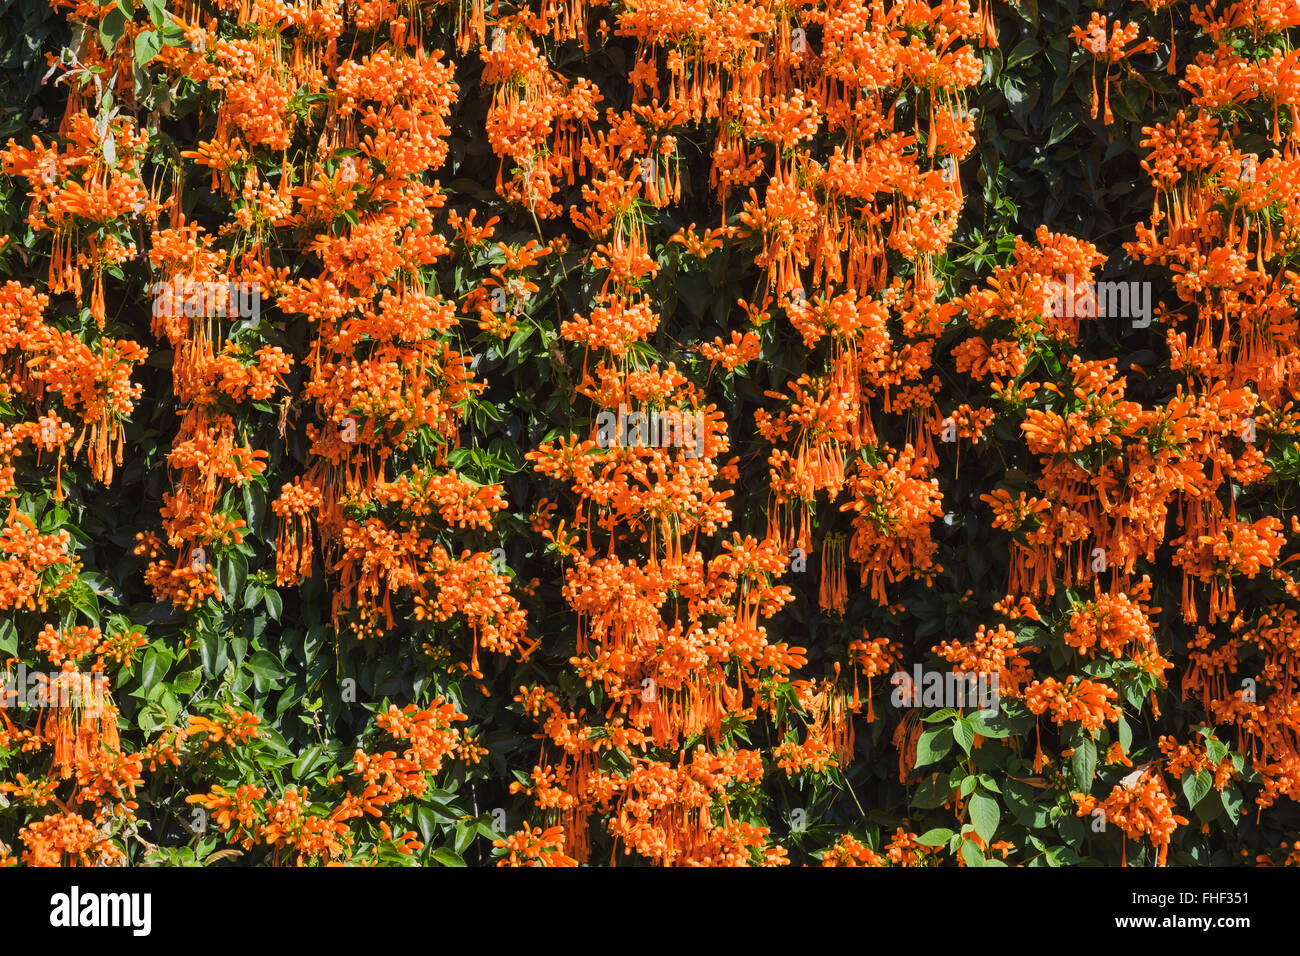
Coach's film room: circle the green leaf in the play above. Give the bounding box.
[1058,812,1085,849]
[100,7,129,54]
[0,618,17,656]
[142,0,166,28]
[968,709,1012,738]
[1045,844,1082,866]
[1071,737,1097,791]
[139,648,167,693]
[968,792,1000,844]
[431,848,466,867]
[198,629,226,677]
[160,18,187,45]
[921,708,958,724]
[1195,788,1225,824]
[219,551,248,608]
[1014,0,1037,26]
[1005,38,1039,69]
[916,727,954,767]
[1222,786,1244,824]
[1182,769,1213,809]
[171,667,202,695]
[952,718,975,754]
[1047,113,1079,146]
[263,589,283,622]
[504,325,533,357]
[303,624,326,665]
[291,745,322,780]
[959,839,984,866]
[246,650,288,682]
[135,29,163,65]
[915,827,955,847]
[415,805,438,842]
[454,822,475,854]
[910,773,952,809]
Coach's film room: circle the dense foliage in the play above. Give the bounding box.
[0,0,1299,867]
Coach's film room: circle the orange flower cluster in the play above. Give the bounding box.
[524,353,808,860]
[493,824,578,867]
[0,624,142,865]
[0,509,79,613]
[1070,13,1158,124]
[0,280,146,490]
[0,0,534,869]
[1114,0,1300,823]
[185,697,474,865]
[1072,768,1189,866]
[1025,676,1123,732]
